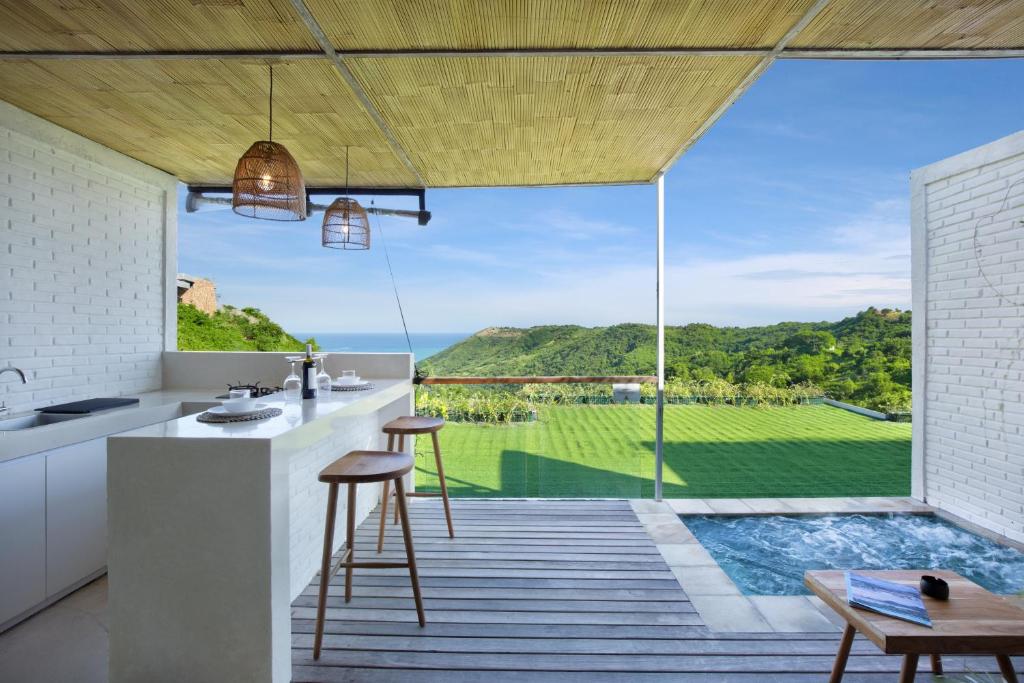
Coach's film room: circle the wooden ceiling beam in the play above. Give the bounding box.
[4,47,1024,61]
[0,50,326,61]
[781,48,1024,59]
[285,0,426,187]
[652,0,835,180]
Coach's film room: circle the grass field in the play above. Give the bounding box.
[414,404,911,499]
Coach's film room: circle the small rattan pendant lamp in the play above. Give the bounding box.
[322,146,370,250]
[232,65,307,221]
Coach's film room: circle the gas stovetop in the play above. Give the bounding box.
[215,382,283,399]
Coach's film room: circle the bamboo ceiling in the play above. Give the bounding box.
[0,0,1021,188]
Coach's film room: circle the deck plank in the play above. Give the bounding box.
[293,499,1021,681]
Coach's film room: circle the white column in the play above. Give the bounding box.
[655,175,665,500]
[909,168,928,502]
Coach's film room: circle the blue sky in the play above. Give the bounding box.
[178,59,1024,334]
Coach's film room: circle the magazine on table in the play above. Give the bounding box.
[845,571,932,627]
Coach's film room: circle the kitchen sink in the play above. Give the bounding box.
[0,412,88,431]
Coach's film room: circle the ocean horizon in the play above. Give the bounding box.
[292,332,469,360]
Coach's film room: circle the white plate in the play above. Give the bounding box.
[332,379,370,388]
[206,403,270,417]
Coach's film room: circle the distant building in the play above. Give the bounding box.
[612,383,641,404]
[176,274,218,315]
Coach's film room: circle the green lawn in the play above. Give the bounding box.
[414,404,911,498]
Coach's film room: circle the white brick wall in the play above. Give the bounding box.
[287,411,381,599]
[286,394,413,600]
[0,102,176,413]
[911,130,1024,544]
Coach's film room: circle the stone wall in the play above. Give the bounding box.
[178,277,217,315]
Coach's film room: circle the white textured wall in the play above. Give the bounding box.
[286,394,413,600]
[0,102,177,414]
[911,130,1024,544]
[162,350,415,389]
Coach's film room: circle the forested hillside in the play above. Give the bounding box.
[177,303,318,352]
[421,308,911,411]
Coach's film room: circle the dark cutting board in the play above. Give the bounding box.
[37,397,140,414]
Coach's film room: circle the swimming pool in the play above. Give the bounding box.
[681,513,1024,596]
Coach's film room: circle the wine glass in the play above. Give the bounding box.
[283,359,302,401]
[316,357,333,398]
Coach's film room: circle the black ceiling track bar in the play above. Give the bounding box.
[189,185,430,225]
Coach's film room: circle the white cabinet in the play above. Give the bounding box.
[46,437,107,594]
[0,456,46,625]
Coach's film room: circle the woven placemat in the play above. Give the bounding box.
[331,382,375,392]
[197,407,283,423]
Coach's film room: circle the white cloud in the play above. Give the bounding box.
[183,195,911,333]
[655,199,910,325]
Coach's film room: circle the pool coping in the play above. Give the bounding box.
[632,497,937,634]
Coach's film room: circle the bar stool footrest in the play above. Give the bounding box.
[326,548,353,582]
[341,561,413,570]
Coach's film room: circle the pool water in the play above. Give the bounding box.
[681,513,1024,596]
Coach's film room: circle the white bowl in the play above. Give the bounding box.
[337,375,361,385]
[221,396,258,413]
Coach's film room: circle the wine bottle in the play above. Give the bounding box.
[301,343,317,399]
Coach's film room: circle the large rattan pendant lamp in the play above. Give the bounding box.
[322,146,370,250]
[232,65,307,221]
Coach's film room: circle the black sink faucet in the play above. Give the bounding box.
[0,364,28,416]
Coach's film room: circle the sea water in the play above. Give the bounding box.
[682,513,1024,595]
[292,332,468,360]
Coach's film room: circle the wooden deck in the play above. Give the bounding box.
[292,499,1021,682]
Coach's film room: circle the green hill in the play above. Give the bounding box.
[421,308,911,411]
[177,303,317,352]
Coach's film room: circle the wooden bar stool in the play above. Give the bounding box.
[377,416,454,553]
[313,450,425,661]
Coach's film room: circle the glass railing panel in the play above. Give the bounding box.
[413,377,656,499]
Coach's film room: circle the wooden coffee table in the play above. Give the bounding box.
[806,570,1024,683]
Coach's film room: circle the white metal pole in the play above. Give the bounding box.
[655,175,665,500]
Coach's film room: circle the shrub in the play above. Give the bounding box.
[416,379,826,423]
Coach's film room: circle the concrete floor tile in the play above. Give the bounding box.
[741,498,793,513]
[670,565,741,596]
[807,595,850,629]
[781,497,849,513]
[705,498,754,514]
[629,499,672,515]
[665,499,714,514]
[636,512,682,527]
[0,578,109,683]
[688,594,774,633]
[749,596,839,633]
[645,521,697,544]
[657,543,717,567]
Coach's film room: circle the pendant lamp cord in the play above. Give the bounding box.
[372,202,421,381]
[344,146,349,196]
[268,64,273,142]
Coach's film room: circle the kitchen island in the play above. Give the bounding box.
[107,377,414,683]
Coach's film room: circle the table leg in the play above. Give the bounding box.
[393,434,404,525]
[313,483,338,661]
[898,654,919,683]
[829,623,856,683]
[929,654,942,675]
[996,654,1018,683]
[344,484,356,603]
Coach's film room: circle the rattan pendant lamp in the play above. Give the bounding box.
[322,146,370,250]
[232,65,307,221]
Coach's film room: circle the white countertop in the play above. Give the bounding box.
[113,379,410,441]
[0,379,412,461]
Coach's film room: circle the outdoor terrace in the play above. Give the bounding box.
[1,1,1023,681]
[297,498,1018,682]
[10,496,1017,682]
